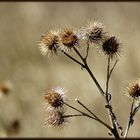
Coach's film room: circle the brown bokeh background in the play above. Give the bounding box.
[0,2,140,138]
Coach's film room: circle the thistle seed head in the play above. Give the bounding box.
[59,28,79,52]
[38,30,60,56]
[46,110,66,127]
[102,36,120,58]
[79,21,106,45]
[127,79,140,100]
[44,87,67,109]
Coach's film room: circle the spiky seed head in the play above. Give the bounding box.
[79,21,106,45]
[44,87,67,109]
[102,36,120,59]
[59,28,79,52]
[46,110,66,127]
[127,79,140,100]
[38,30,60,56]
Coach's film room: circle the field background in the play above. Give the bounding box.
[0,2,140,138]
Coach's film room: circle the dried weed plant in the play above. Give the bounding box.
[38,21,140,138]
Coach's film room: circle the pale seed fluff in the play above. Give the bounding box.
[78,21,106,45]
[44,87,68,110]
[38,30,60,57]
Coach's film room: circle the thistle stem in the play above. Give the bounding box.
[63,114,84,118]
[62,51,85,68]
[105,55,120,137]
[124,99,135,138]
[64,102,112,131]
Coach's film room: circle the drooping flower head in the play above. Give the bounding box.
[38,30,60,56]
[102,36,120,59]
[44,87,67,109]
[79,21,106,45]
[59,28,79,52]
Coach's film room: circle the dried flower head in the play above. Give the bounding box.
[79,21,106,45]
[102,36,120,59]
[38,30,60,56]
[44,87,67,109]
[127,79,140,100]
[46,110,67,127]
[59,28,79,52]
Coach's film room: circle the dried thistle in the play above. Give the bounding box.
[79,21,106,45]
[44,87,67,109]
[59,28,79,52]
[46,109,67,128]
[38,30,60,56]
[127,78,140,100]
[102,36,120,59]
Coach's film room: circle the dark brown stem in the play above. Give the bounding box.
[106,55,110,95]
[62,51,85,68]
[124,99,135,138]
[75,98,98,119]
[105,55,120,138]
[84,41,90,60]
[63,47,120,138]
[64,102,95,119]
[73,47,105,96]
[109,59,118,78]
[64,102,112,132]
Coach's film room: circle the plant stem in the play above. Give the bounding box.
[63,114,84,118]
[64,102,112,132]
[73,47,120,138]
[109,59,118,78]
[63,47,120,138]
[84,41,90,60]
[124,99,135,138]
[105,55,120,138]
[106,55,110,95]
[75,98,98,119]
[62,51,85,68]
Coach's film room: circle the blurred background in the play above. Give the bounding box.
[0,2,140,138]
